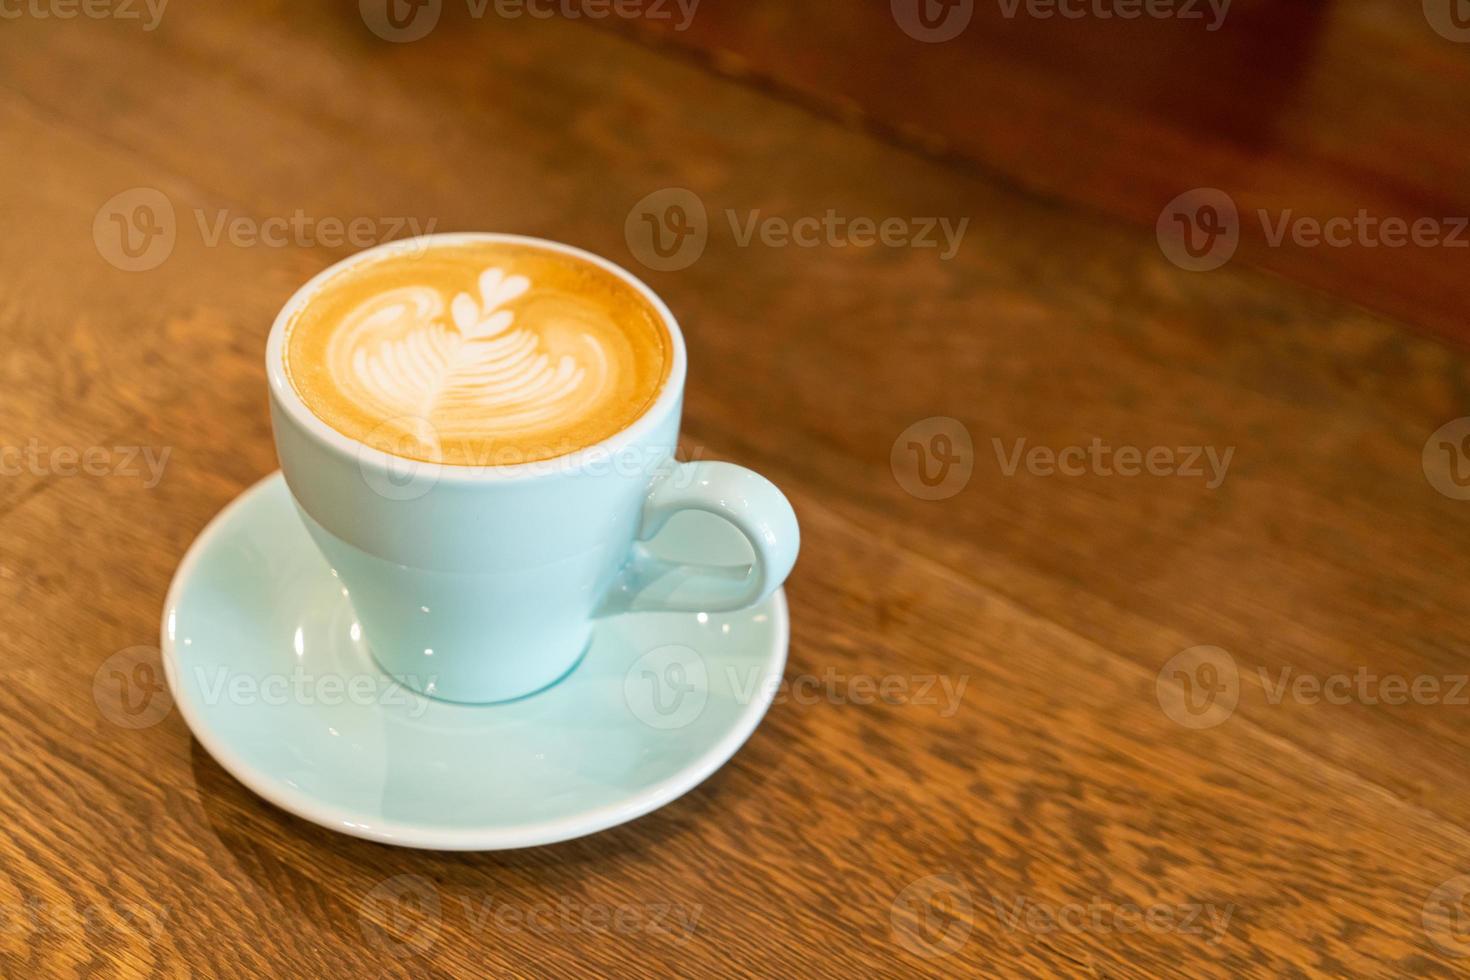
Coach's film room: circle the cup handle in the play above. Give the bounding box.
[597,461,800,616]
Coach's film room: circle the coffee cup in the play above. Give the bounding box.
[266,233,799,704]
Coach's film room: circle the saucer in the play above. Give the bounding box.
[161,472,788,850]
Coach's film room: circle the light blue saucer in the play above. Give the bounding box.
[161,473,788,850]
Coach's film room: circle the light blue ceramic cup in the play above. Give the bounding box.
[265,234,799,704]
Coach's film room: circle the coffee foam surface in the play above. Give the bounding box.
[283,243,672,466]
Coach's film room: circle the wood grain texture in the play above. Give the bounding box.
[619,0,1470,347]
[1,1,1469,975]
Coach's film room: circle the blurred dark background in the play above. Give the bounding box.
[595,0,1470,342]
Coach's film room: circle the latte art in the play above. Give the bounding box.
[335,269,607,448]
[283,242,672,465]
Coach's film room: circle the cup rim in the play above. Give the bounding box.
[265,232,688,484]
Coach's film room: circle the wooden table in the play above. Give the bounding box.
[3,2,1468,975]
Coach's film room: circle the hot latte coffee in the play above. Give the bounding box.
[283,241,672,466]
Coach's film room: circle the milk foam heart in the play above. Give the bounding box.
[283,242,672,465]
